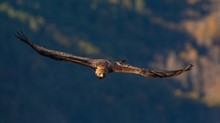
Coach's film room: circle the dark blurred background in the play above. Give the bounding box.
[1,0,220,123]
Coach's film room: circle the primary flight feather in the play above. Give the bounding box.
[15,32,193,79]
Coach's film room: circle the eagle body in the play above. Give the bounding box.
[93,59,112,79]
[15,32,193,80]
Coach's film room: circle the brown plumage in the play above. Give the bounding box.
[15,32,193,79]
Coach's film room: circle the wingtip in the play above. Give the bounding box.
[185,64,193,71]
[15,31,30,44]
[15,31,23,40]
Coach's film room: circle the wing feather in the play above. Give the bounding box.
[15,31,95,68]
[112,62,193,78]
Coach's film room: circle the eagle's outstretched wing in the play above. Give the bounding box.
[112,62,193,78]
[15,32,95,68]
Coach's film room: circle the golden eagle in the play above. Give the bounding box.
[15,32,193,79]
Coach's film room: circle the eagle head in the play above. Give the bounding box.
[95,66,109,79]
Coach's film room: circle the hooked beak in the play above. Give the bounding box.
[100,73,104,78]
[97,73,105,79]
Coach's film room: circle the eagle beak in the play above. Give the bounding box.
[97,73,105,79]
[100,73,104,78]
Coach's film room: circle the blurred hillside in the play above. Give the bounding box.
[0,0,220,123]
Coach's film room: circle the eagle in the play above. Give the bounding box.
[15,32,193,79]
